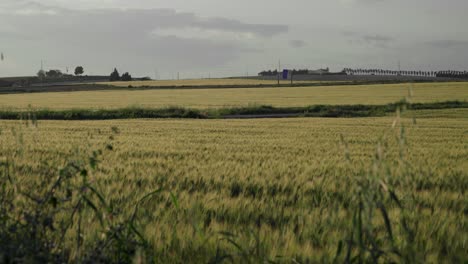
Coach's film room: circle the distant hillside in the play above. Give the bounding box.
[0,79,14,87]
[244,74,457,82]
[0,75,109,87]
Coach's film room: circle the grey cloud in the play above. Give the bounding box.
[343,31,394,48]
[356,0,385,2]
[362,34,394,47]
[0,1,287,73]
[192,17,288,38]
[427,40,468,48]
[289,40,307,48]
[1,2,288,38]
[362,34,393,42]
[3,0,467,77]
[340,0,385,5]
[0,0,65,15]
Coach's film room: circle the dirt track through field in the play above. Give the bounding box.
[223,113,302,119]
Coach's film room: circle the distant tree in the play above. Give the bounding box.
[37,69,46,79]
[109,68,120,81]
[46,69,63,78]
[121,72,132,81]
[74,66,84,76]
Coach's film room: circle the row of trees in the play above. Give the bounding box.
[344,68,468,78]
[258,69,311,76]
[258,68,468,79]
[258,70,280,76]
[34,66,135,82]
[291,69,310,75]
[37,66,84,79]
[344,68,436,77]
[109,68,132,82]
[434,71,468,78]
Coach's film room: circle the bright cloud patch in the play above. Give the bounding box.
[151,27,257,41]
[0,1,61,15]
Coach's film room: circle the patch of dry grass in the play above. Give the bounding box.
[0,82,466,110]
[98,78,319,87]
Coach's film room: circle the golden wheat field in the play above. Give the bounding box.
[0,82,467,110]
[98,78,319,87]
[1,111,466,262]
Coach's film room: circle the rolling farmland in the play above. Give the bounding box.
[0,79,467,262]
[0,82,466,110]
[1,0,467,261]
[97,78,319,87]
[0,112,466,262]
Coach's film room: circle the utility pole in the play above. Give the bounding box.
[277,60,281,87]
[398,60,401,76]
[291,70,293,86]
[40,60,44,86]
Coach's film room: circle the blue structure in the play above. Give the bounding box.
[282,69,289,79]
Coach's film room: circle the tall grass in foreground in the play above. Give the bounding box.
[0,124,165,263]
[0,104,466,262]
[335,108,418,263]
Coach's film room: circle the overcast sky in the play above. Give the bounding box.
[1,0,467,78]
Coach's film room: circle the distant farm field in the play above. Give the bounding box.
[0,114,466,262]
[98,78,319,87]
[0,82,466,110]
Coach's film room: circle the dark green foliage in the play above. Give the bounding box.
[0,101,465,120]
[0,107,207,120]
[74,66,84,76]
[0,79,13,87]
[109,68,120,82]
[45,69,63,78]
[121,72,132,82]
[37,70,46,79]
[230,182,242,198]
